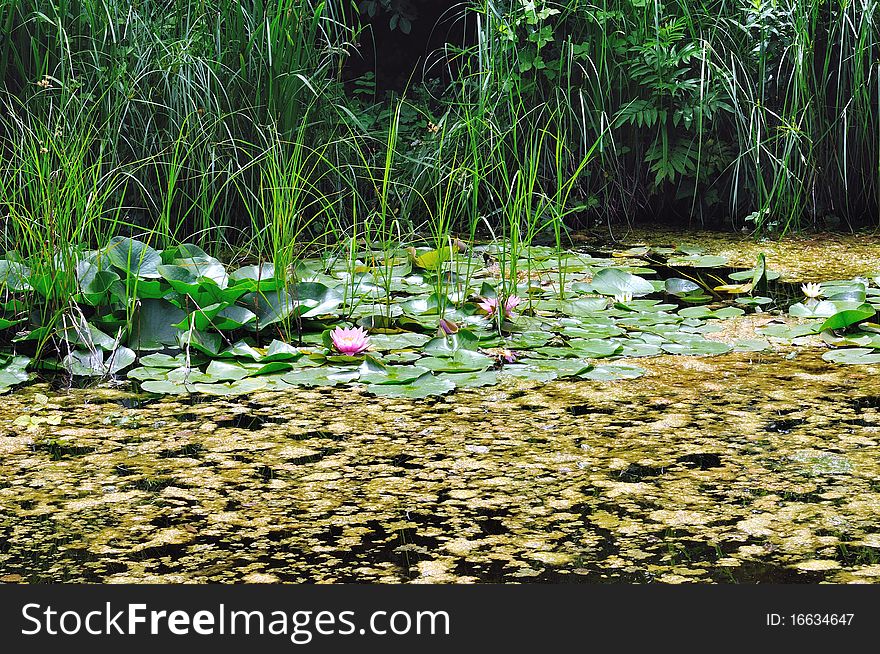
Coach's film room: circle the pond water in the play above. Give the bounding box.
[1,230,879,584]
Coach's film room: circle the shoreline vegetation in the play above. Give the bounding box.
[1,1,880,391]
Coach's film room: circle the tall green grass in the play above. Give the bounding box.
[2,0,879,278]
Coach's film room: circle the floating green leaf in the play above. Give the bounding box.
[590,268,654,297]
[822,348,880,365]
[365,373,456,398]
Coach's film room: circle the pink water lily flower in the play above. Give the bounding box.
[437,318,459,336]
[481,347,518,364]
[330,326,370,355]
[477,295,522,319]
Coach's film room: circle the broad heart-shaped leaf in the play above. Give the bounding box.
[400,293,448,316]
[63,346,136,376]
[409,245,459,270]
[292,282,343,318]
[205,360,253,381]
[81,269,121,305]
[192,378,269,396]
[127,366,173,381]
[358,361,432,385]
[661,339,731,356]
[59,317,118,351]
[757,322,822,340]
[729,265,780,282]
[0,316,24,330]
[665,277,701,296]
[423,329,480,356]
[505,331,553,348]
[668,254,728,268]
[170,256,228,287]
[789,301,839,318]
[162,243,208,262]
[129,299,186,350]
[0,355,31,392]
[0,259,32,291]
[558,297,609,317]
[178,329,223,356]
[281,366,360,387]
[580,364,645,381]
[228,263,281,291]
[825,286,866,303]
[590,268,654,297]
[819,304,876,332]
[510,358,593,379]
[736,295,772,306]
[105,236,162,278]
[436,370,499,388]
[568,338,623,358]
[159,261,219,287]
[678,305,714,319]
[822,348,880,365]
[140,379,200,395]
[365,373,456,398]
[138,352,205,369]
[204,360,293,381]
[217,341,282,362]
[420,349,494,372]
[174,302,225,331]
[241,290,295,327]
[262,339,303,361]
[365,332,431,352]
[212,305,257,330]
[732,338,772,352]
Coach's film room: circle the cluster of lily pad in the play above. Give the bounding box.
[0,236,878,397]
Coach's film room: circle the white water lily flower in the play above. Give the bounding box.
[613,292,633,304]
[801,282,822,300]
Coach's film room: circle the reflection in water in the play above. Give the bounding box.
[1,349,879,583]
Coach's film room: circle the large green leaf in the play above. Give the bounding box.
[192,378,269,396]
[437,370,499,388]
[580,364,645,381]
[819,305,876,332]
[293,282,344,318]
[664,277,701,296]
[79,269,120,306]
[590,268,654,297]
[365,373,456,398]
[228,264,281,291]
[105,237,162,279]
[0,355,31,392]
[241,290,296,327]
[358,361,432,385]
[419,349,494,372]
[63,346,136,376]
[129,299,186,350]
[281,366,359,387]
[366,332,431,351]
[423,329,480,355]
[822,348,880,365]
[0,260,32,291]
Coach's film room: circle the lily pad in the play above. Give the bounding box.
[365,373,456,398]
[420,349,494,372]
[436,370,499,388]
[580,364,645,381]
[821,348,880,365]
[590,268,654,297]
